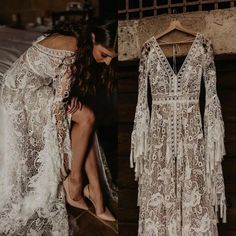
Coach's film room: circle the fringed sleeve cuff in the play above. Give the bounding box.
[204,95,227,223]
[130,117,150,181]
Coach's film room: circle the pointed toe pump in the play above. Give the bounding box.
[83,184,116,222]
[63,177,89,210]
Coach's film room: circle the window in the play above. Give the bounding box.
[118,0,236,20]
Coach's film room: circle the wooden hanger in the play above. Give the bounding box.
[155,19,198,46]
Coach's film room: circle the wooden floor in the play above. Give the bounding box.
[67,199,118,236]
[118,56,236,235]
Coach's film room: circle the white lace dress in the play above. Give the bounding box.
[0,36,117,236]
[130,33,226,236]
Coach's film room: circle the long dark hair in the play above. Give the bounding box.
[45,18,117,103]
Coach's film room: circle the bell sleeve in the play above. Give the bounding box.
[51,56,76,176]
[130,44,150,181]
[203,41,227,223]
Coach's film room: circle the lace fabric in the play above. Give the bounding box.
[0,36,117,235]
[130,33,226,235]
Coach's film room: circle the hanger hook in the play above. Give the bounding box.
[172,8,177,15]
[171,8,178,23]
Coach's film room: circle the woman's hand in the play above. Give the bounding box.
[67,97,82,114]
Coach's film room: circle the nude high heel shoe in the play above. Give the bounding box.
[83,184,116,222]
[63,177,89,210]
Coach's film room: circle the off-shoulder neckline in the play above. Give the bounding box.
[32,35,76,57]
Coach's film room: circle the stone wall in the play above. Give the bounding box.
[118,8,236,61]
[0,0,99,25]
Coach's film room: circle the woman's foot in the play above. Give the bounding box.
[63,176,89,210]
[83,184,116,221]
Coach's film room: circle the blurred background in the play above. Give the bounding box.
[0,0,116,30]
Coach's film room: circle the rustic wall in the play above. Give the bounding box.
[118,8,236,61]
[0,0,99,25]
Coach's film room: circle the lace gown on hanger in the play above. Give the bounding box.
[0,36,117,236]
[130,33,226,236]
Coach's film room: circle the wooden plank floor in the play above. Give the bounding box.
[118,57,236,235]
[67,200,118,236]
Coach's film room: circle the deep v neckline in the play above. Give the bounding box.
[152,33,201,78]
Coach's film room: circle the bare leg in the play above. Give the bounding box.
[68,105,95,201]
[83,138,116,221]
[84,137,105,214]
[67,105,114,220]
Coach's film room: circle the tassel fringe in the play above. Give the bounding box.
[205,102,227,223]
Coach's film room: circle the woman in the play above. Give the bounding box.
[0,18,117,235]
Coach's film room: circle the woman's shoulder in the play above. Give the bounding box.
[37,34,78,53]
[31,34,77,59]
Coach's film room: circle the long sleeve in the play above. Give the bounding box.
[130,44,150,181]
[203,41,227,223]
[51,56,75,172]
